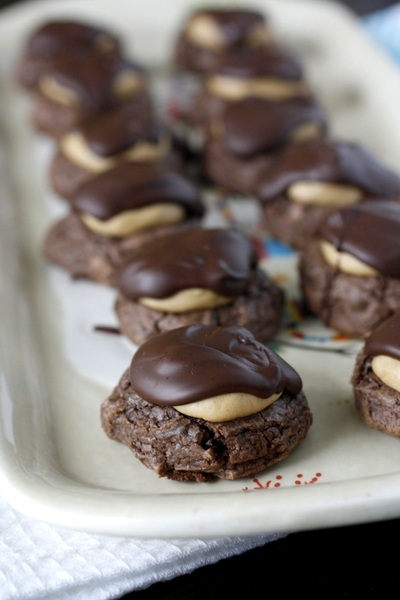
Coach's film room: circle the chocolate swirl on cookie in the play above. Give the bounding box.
[258,140,400,201]
[71,163,204,220]
[45,52,143,114]
[130,324,302,406]
[75,107,161,157]
[364,312,400,361]
[321,201,400,278]
[211,45,303,79]
[118,227,258,300]
[216,98,326,158]
[26,20,120,56]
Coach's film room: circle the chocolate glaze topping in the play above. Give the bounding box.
[118,227,258,300]
[219,98,326,158]
[76,107,161,157]
[26,20,119,56]
[191,10,266,47]
[47,52,143,113]
[212,46,303,79]
[130,324,302,406]
[321,201,400,278]
[364,311,400,361]
[257,140,400,201]
[72,162,204,220]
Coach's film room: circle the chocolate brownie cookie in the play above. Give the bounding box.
[49,105,182,201]
[16,19,121,91]
[203,97,327,195]
[31,49,150,137]
[101,324,312,481]
[115,227,284,344]
[256,140,400,249]
[299,201,400,338]
[175,9,274,74]
[42,163,204,285]
[352,311,400,437]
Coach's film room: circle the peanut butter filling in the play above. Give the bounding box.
[139,287,233,313]
[81,203,185,237]
[174,391,282,422]
[39,75,80,107]
[39,70,145,107]
[61,132,170,172]
[320,240,379,277]
[287,181,363,206]
[112,70,145,100]
[371,355,400,393]
[186,15,273,51]
[289,122,325,143]
[206,74,309,101]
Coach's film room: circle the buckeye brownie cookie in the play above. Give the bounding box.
[50,105,178,200]
[204,97,326,195]
[352,311,400,437]
[32,49,151,137]
[257,140,400,249]
[115,227,283,345]
[42,163,204,285]
[175,9,274,74]
[101,324,312,481]
[299,201,400,338]
[16,19,121,91]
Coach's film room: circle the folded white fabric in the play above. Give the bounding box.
[0,496,285,600]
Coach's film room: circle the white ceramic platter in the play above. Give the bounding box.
[2,0,400,538]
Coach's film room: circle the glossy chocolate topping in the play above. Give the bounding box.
[118,227,258,300]
[26,20,119,55]
[72,162,204,220]
[364,311,400,361]
[321,201,400,278]
[212,46,303,79]
[130,324,302,406]
[257,141,400,201]
[191,10,266,46]
[219,98,326,158]
[47,52,142,113]
[76,107,161,157]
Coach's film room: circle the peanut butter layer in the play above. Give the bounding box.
[320,241,379,277]
[80,203,186,238]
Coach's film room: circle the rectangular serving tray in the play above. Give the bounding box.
[2,0,400,538]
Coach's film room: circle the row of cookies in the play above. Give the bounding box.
[16,12,288,347]
[16,13,313,481]
[172,9,400,443]
[169,8,326,195]
[170,9,400,256]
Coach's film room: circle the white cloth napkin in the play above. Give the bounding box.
[0,495,285,600]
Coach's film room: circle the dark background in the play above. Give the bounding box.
[3,0,400,598]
